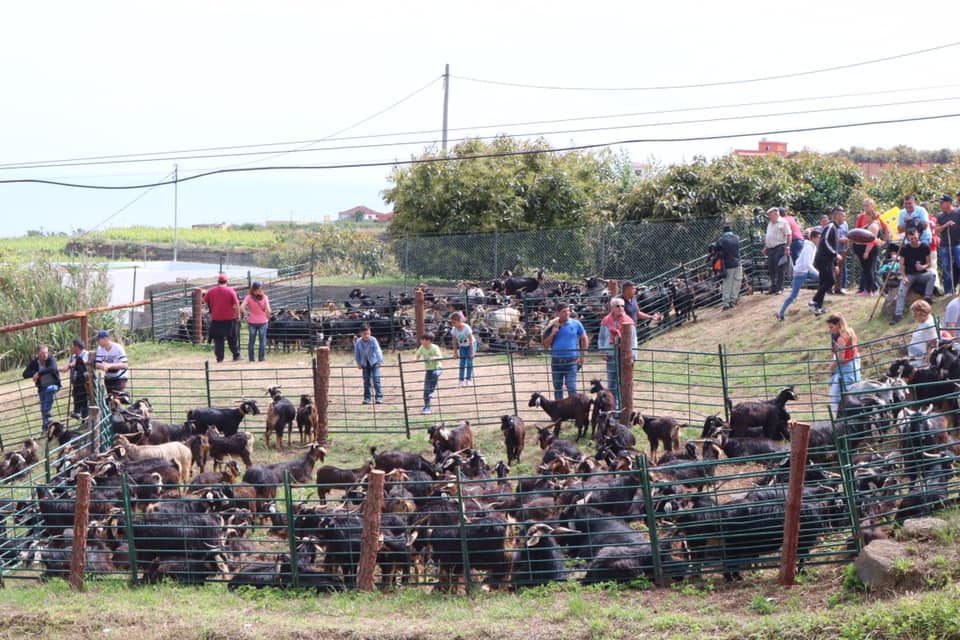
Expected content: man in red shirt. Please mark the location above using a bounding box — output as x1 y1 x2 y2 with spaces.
203 273 241 362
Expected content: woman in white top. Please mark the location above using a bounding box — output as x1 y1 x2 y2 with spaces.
777 229 821 321
907 299 938 367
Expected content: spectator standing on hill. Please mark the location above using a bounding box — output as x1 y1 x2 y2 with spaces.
763 207 791 295
853 201 883 296
778 229 820 321
716 223 743 309
95 330 128 394
811 207 844 316
59 338 89 419
935 195 960 295
239 281 271 363
780 209 805 275
203 273 241 363
354 322 383 405
542 303 588 400
833 207 850 295
22 344 60 429
891 227 935 325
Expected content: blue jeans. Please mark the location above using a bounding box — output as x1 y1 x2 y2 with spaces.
779 273 807 318
423 369 441 407
605 356 621 409
39 384 59 428
457 346 474 381
939 244 960 294
248 322 268 361
362 364 383 403
829 358 861 411
551 359 579 400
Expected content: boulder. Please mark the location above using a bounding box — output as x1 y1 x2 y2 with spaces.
881 287 923 321
900 517 949 540
854 539 912 590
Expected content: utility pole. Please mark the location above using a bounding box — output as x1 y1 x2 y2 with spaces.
172 163 179 263
441 63 450 155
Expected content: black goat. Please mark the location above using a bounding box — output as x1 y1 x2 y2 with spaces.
187 400 260 437
629 412 680 462
370 447 439 479
296 394 319 444
589 379 617 441
500 415 525 465
265 386 297 449
206 427 254 470
888 359 960 426
528 392 592 440
490 269 543 296
535 426 582 464
242 443 327 512
726 386 797 441
509 522 576 587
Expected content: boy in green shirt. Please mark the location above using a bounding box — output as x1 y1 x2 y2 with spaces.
414 332 443 415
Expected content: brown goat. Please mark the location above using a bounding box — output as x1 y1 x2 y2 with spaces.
500 415 525 465
296 394 320 444
427 421 474 461
314 462 373 503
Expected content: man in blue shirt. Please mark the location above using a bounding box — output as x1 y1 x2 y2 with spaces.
898 193 932 246
542 303 588 400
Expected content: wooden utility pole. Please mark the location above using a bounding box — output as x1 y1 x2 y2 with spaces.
357 470 385 591
618 323 635 419
69 472 92 591
441 64 450 154
314 347 330 443
779 420 811 586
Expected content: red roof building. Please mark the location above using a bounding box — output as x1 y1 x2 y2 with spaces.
734 139 788 157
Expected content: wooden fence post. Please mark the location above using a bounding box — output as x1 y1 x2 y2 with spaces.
70 472 92 591
357 469 385 591
79 312 89 350
414 288 425 342
618 323 634 420
191 288 204 344
779 420 811 587
314 347 330 443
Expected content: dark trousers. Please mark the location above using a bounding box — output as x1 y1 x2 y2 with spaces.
766 244 786 293
210 319 240 362
72 383 89 418
812 258 836 308
858 249 879 293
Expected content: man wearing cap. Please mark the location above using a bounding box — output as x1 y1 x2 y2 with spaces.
935 195 960 295
203 273 241 363
94 330 128 394
22 344 60 429
716 223 742 309
763 207 791 294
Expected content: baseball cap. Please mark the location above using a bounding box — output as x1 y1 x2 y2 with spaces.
940 194 953 203
217 273 228 283
252 281 263 289
95 330 110 340
722 223 732 232
622 280 635 288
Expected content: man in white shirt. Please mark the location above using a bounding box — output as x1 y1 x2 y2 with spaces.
94 330 129 394
763 207 791 295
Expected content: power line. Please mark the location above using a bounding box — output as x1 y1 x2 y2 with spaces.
4 95 960 173
78 169 176 235
3 82 958 174
453 40 960 91
2 111 958 190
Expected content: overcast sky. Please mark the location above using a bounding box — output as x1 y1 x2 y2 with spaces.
2 1 959 238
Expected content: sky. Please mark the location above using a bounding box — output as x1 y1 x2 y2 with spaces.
2 1 960 238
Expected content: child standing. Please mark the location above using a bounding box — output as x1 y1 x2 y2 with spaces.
354 322 384 405
449 312 476 387
414 332 442 414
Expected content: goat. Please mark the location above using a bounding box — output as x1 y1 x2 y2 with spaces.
427 421 474 463
369 447 439 479
888 359 960 427
45 422 88 472
206 427 254 470
629 412 680 462
242 444 327 514
191 460 242 487
296 394 320 444
314 462 374 504
589 379 617 442
265 386 297 449
500 415 525 465
726 386 798 441
535 425 582 464
186 399 260 437
528 392 592 440
112 435 193 484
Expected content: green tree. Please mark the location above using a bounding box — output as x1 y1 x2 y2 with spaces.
383 136 630 234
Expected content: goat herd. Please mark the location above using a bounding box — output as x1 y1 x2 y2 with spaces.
5 336 960 593
161 265 746 355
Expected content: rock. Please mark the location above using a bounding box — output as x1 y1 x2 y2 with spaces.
854 539 911 590
901 517 949 540
881 287 923 320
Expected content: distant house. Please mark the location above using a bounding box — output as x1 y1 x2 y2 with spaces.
337 206 395 223
734 139 789 158
191 223 230 230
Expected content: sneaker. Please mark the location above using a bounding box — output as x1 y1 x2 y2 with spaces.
70 411 83 420
835 289 847 295
421 407 431 415
890 315 902 325
855 291 870 297
457 381 465 388
232 355 242 362
807 301 817 308
465 379 473 386
429 391 436 399
813 307 826 316
362 399 372 405
775 313 784 321
375 398 383 404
